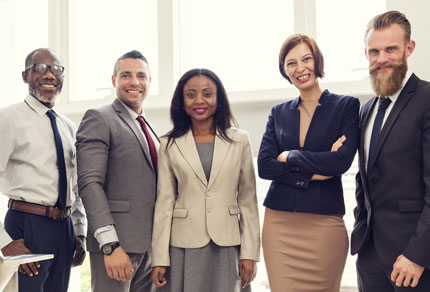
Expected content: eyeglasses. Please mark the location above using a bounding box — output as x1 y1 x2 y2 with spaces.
25 63 65 76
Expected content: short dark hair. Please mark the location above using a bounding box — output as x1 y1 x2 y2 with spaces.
365 10 411 43
165 68 237 147
25 48 59 70
278 34 324 83
113 50 149 76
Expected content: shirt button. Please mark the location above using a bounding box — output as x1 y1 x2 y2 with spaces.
207 191 212 197
208 207 213 213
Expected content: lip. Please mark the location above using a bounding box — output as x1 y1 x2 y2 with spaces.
296 73 311 83
125 88 143 96
38 83 58 90
193 108 208 114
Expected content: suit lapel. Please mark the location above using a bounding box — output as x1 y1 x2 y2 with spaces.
207 130 232 189
112 99 155 172
175 130 208 187
370 74 419 166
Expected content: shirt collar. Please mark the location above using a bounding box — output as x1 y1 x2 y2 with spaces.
117 98 146 120
24 95 53 117
386 70 412 104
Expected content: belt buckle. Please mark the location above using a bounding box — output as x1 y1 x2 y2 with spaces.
53 206 65 220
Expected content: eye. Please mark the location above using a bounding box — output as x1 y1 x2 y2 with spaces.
138 74 147 79
186 92 195 98
303 56 313 62
121 73 129 78
203 92 213 98
286 61 296 67
387 47 396 53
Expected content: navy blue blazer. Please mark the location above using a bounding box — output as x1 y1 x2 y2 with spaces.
258 90 359 215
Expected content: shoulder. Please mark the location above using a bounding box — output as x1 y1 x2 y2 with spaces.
323 90 359 105
227 127 250 143
271 99 297 112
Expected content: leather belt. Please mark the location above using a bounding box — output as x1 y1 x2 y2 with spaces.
8 199 71 220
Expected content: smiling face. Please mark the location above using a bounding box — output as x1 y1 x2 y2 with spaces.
183 74 217 126
22 49 63 108
366 23 415 96
112 58 151 114
284 42 318 92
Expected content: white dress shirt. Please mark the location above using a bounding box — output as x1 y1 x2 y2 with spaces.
0 95 87 249
94 99 159 249
364 71 412 171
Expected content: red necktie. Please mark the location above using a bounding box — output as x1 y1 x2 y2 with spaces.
137 116 157 173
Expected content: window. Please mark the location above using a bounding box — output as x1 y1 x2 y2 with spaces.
68 0 159 101
0 0 48 107
178 0 294 92
316 0 386 82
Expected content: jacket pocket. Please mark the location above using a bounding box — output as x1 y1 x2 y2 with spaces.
398 200 425 213
228 206 240 215
108 200 130 213
172 208 188 218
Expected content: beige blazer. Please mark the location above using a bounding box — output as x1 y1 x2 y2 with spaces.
151 128 260 266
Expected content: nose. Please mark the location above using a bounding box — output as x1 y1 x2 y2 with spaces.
377 51 389 64
130 75 139 86
296 61 305 72
195 93 205 104
42 68 56 80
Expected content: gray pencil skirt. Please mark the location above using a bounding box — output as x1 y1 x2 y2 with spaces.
156 240 252 292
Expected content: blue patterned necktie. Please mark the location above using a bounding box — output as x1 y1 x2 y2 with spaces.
47 110 67 209
367 97 392 175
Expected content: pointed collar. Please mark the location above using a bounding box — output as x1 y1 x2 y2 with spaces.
24 95 52 117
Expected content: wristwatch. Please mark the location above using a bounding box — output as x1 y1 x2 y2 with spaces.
101 242 120 255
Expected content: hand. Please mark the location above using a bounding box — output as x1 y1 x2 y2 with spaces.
331 135 346 152
1 239 40 276
238 259 256 288
151 266 168 288
311 174 333 181
391 254 424 288
104 246 133 282
72 236 86 267
277 151 289 163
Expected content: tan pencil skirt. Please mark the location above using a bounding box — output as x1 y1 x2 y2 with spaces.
262 208 348 292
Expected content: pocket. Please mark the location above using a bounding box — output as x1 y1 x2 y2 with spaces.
172 208 188 218
228 206 239 215
398 200 425 213
108 200 131 213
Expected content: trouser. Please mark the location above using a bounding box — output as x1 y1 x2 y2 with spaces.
4 209 75 292
357 238 430 292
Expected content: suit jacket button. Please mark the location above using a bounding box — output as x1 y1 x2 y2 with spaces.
371 178 377 183
207 191 212 197
296 181 304 186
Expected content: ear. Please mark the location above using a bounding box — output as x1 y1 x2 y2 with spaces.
405 40 416 58
22 70 28 83
112 75 116 88
364 47 369 60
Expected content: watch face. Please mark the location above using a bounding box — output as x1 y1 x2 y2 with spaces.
102 245 113 255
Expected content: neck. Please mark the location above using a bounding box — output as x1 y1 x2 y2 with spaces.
191 119 215 137
299 84 323 102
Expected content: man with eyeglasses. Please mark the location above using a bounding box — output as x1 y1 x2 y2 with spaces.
0 48 87 292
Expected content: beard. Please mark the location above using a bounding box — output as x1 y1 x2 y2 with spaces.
29 86 60 106
369 56 407 97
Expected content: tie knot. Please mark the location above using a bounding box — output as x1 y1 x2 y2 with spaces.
46 110 56 121
378 97 391 111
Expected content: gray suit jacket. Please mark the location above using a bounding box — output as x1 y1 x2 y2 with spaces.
76 99 158 253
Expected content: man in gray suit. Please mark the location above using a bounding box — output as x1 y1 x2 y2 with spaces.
76 50 158 292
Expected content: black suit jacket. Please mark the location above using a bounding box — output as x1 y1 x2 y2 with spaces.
351 73 430 269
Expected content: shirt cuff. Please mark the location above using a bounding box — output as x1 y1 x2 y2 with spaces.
94 225 119 250
0 225 13 251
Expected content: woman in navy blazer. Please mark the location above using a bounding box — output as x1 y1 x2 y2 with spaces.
258 34 359 292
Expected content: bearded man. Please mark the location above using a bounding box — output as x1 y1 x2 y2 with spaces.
351 10 430 292
0 48 86 292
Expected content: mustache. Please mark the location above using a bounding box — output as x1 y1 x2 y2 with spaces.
369 61 403 75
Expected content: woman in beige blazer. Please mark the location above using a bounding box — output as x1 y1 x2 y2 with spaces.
151 68 260 292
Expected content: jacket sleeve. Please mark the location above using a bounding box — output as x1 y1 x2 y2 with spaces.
402 101 430 269
286 97 360 176
76 109 115 237
237 132 260 261
151 139 176 267
258 107 312 188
